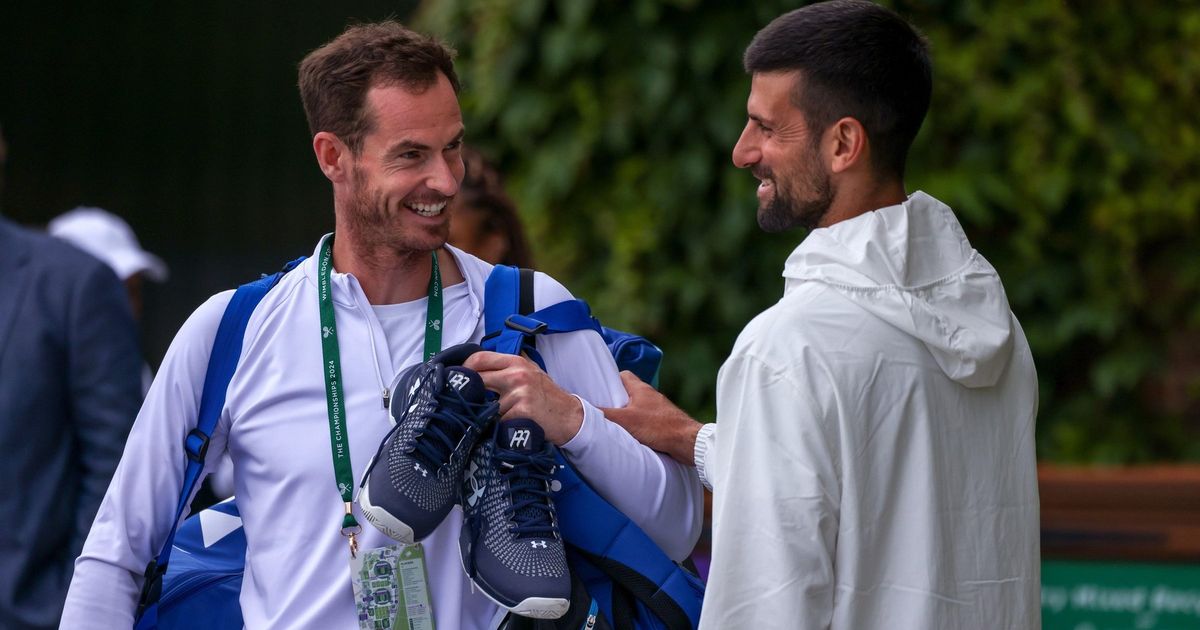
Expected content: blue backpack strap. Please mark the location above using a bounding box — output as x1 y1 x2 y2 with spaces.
556 461 703 628
482 264 526 357
482 265 556 369
482 265 605 367
134 256 304 629
483 264 521 335
530 301 604 337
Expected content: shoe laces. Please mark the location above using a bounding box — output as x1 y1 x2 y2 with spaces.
411 386 497 474
496 448 558 539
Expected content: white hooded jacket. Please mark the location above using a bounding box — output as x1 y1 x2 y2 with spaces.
696 192 1040 629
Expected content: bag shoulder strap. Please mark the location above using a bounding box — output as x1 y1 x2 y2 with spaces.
519 267 535 315
482 265 603 360
135 256 305 627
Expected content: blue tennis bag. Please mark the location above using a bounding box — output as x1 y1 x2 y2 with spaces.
155 500 245 628
135 259 701 630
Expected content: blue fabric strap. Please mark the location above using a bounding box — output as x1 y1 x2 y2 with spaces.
483 265 546 365
482 265 605 368
553 453 702 628
134 257 304 629
482 265 524 354
483 265 521 334
529 300 604 336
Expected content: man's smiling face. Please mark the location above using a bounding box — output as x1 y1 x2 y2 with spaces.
732 71 834 233
343 73 466 253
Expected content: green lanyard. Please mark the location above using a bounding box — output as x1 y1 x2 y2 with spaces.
316 234 443 556
424 250 443 361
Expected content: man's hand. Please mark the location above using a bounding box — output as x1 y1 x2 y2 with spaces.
600 371 703 467
463 351 583 445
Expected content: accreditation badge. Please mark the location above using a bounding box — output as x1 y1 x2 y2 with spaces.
351 542 435 629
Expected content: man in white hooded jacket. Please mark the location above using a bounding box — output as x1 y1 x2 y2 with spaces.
605 2 1040 629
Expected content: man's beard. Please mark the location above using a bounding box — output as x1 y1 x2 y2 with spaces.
343 165 449 253
345 166 390 245
755 149 834 233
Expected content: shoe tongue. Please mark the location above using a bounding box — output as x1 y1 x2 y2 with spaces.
442 366 487 403
498 418 545 453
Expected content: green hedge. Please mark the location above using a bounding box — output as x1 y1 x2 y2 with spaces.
419 0 1200 462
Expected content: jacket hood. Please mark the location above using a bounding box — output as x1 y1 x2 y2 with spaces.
783 191 1013 387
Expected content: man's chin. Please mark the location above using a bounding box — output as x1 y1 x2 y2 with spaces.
757 204 793 233
402 225 450 254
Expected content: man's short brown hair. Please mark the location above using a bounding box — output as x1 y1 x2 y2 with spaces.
298 21 460 154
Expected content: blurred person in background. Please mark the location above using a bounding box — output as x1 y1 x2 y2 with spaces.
0 126 143 630
447 147 533 267
47 208 238 511
605 2 1040 629
43 206 245 515
48 206 170 394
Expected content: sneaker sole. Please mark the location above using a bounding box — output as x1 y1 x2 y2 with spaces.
458 537 569 619
506 597 571 620
357 462 416 545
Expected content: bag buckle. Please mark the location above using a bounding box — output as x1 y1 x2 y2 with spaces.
185 428 210 463
134 558 167 618
504 314 547 336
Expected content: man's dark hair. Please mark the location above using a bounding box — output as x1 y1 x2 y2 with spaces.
298 21 460 154
744 0 931 179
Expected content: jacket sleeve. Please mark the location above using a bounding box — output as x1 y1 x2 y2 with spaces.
532 273 703 562
693 422 718 491
700 353 840 630
67 262 144 560
60 291 234 628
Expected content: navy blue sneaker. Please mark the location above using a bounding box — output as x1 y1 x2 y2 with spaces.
358 343 498 543
460 419 569 619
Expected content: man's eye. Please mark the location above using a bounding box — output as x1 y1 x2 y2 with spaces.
400 151 421 160
445 140 462 151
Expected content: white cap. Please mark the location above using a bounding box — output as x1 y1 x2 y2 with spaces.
48 207 169 282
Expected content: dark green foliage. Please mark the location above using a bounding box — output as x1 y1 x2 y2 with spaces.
419 0 1200 462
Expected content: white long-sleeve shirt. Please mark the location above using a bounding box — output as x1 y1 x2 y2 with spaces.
697 192 1040 630
63 239 702 629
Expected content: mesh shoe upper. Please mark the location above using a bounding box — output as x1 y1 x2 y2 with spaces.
359 343 496 543
460 418 569 612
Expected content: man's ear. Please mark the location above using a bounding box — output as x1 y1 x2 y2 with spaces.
313 131 351 183
828 117 868 175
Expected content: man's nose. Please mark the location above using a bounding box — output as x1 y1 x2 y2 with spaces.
731 123 760 169
426 154 461 197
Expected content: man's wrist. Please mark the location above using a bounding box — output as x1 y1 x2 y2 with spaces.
673 416 703 466
551 395 587 446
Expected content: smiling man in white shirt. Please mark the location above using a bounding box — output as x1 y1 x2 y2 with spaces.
605 2 1041 629
61 21 701 629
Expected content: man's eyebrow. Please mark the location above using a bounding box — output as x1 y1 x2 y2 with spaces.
385 139 430 160
749 113 774 127
384 128 466 160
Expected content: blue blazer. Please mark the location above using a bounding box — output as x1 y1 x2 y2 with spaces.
0 217 143 630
